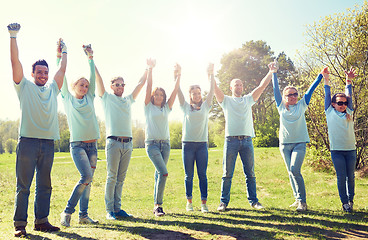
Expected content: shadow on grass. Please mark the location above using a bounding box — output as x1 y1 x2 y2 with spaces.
54 230 99 240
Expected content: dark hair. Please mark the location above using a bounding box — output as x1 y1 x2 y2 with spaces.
331 93 349 103
189 85 203 107
111 76 125 85
151 87 167 108
32 59 48 73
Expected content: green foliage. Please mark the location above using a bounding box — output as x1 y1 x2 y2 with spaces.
300 2 368 169
132 125 145 148
169 121 182 149
4 139 17 154
253 106 279 147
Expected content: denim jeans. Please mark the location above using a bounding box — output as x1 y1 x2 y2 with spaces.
182 142 208 201
105 138 133 213
145 140 170 205
279 142 307 203
220 137 258 206
13 137 54 227
331 150 356 204
64 141 97 218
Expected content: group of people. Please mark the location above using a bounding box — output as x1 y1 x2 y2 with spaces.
8 23 357 238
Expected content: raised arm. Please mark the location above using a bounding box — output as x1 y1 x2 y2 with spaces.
251 61 278 102
95 65 105 97
144 58 155 105
54 39 67 89
304 67 326 105
272 73 282 107
175 64 185 106
345 67 356 110
167 63 181 109
206 63 215 107
82 44 96 94
132 68 148 100
8 23 24 84
323 67 331 110
214 82 225 104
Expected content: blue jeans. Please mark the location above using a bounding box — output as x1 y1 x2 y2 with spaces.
13 137 54 227
220 137 258 206
331 150 356 204
182 142 208 201
105 138 133 213
64 141 97 218
145 140 170 205
279 142 307 203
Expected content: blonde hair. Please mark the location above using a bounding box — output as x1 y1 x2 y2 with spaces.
72 77 89 89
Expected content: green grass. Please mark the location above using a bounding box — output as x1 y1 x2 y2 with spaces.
0 147 367 239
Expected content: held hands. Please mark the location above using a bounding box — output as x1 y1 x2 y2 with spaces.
83 44 93 59
268 60 278 73
7 23 21 38
344 67 356 84
321 67 330 83
57 38 67 57
207 63 214 76
147 58 156 69
174 63 181 78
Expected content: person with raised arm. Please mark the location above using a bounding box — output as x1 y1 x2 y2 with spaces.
95 58 148 220
177 63 215 213
59 44 99 227
323 67 357 213
144 60 181 216
272 65 325 212
8 23 66 237
214 61 278 212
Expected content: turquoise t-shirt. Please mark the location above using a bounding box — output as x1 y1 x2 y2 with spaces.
101 92 134 138
220 94 256 137
14 77 60 140
277 97 310 144
144 102 171 141
61 59 99 142
181 100 211 142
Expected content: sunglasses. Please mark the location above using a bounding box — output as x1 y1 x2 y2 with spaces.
113 83 125 87
285 92 298 97
336 101 348 106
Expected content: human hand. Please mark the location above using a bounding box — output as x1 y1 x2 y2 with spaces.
207 63 214 75
83 44 93 59
344 67 356 84
268 60 278 73
174 63 181 77
147 58 156 69
7 23 21 38
56 38 67 57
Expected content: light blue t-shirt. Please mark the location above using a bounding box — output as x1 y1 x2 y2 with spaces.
277 97 310 144
101 92 134 138
144 102 171 141
325 106 356 150
181 100 211 142
220 94 256 137
61 59 99 142
14 77 60 140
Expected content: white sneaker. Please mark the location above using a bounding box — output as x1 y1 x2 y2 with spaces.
79 216 99 224
289 200 300 208
296 202 307 212
201 204 209 213
60 212 71 227
186 202 194 211
251 202 264 210
217 202 227 212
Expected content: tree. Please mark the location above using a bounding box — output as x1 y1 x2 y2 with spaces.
132 125 145 148
5 139 17 154
169 121 182 149
299 2 368 168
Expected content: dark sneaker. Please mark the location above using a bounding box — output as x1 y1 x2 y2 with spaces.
115 209 132 218
34 221 60 232
153 207 165 217
342 203 352 213
106 212 116 220
348 201 354 211
14 226 26 237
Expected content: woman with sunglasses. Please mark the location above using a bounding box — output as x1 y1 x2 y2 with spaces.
144 60 181 217
272 64 326 211
323 67 357 213
177 63 215 213
60 45 99 227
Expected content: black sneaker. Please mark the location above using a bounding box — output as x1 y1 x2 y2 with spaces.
348 201 354 211
342 203 352 213
153 207 165 217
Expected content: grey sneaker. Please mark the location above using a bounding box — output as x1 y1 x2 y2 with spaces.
348 201 354 211
79 216 99 224
289 200 300 208
342 203 352 213
186 202 194 211
153 207 165 217
251 202 264 210
217 202 227 212
296 202 307 212
201 204 209 213
60 212 71 227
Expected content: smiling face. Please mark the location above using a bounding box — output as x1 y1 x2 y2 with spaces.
283 87 299 106
190 86 202 105
152 88 166 107
72 78 89 99
332 96 348 113
230 79 243 97
111 78 125 97
31 65 49 86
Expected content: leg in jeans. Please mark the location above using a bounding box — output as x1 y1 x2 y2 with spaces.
14 138 39 227
182 142 196 200
195 142 208 201
34 139 54 224
238 137 258 205
146 141 170 205
220 137 239 206
345 150 357 202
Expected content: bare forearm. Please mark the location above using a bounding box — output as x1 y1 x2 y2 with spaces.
95 65 105 97
10 38 23 83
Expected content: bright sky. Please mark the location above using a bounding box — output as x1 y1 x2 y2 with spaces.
0 0 365 124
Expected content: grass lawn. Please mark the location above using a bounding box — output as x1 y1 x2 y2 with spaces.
0 147 367 239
